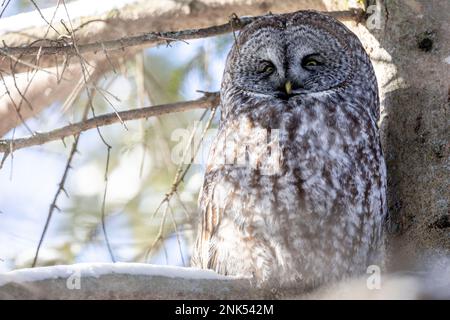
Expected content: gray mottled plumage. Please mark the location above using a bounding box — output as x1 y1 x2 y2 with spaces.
191 11 387 289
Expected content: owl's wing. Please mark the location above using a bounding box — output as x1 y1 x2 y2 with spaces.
191 121 240 273
191 172 226 270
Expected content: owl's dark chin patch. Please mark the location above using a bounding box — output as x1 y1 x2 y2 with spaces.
275 92 297 101
238 87 300 101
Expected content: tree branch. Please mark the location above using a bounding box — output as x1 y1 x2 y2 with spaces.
0 9 363 59
0 262 447 299
0 93 219 153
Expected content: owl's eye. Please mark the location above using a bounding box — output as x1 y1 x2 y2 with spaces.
259 61 275 74
302 55 324 69
305 60 318 66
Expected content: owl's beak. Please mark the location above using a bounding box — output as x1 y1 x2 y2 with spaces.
285 81 292 95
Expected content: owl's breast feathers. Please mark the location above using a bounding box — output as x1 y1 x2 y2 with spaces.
192 93 387 286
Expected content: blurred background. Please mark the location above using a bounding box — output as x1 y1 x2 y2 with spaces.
0 0 234 272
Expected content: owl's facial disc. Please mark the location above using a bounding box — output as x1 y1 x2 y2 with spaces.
229 20 353 99
229 27 287 98
285 24 353 94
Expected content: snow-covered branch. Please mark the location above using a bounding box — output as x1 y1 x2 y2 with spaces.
0 263 257 299
1 263 448 299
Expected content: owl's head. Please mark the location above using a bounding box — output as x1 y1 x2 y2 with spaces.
225 11 364 99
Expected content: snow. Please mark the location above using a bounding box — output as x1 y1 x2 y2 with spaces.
0 262 237 286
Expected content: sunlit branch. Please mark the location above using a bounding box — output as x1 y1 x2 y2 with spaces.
0 10 364 58
0 93 220 154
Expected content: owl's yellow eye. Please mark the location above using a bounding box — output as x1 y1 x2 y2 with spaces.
302 54 323 69
259 61 275 74
305 60 318 66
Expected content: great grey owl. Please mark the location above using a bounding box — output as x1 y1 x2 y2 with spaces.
191 10 387 289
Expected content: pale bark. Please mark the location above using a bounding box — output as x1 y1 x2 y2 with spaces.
360 0 449 270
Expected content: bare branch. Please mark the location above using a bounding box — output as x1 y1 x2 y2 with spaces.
0 93 219 153
0 10 364 58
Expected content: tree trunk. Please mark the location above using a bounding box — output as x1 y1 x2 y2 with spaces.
364 0 449 270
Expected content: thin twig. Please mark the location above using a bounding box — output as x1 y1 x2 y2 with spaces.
0 93 220 153
230 13 241 55
176 107 217 188
101 42 117 74
18 0 64 109
58 54 70 84
42 0 63 40
29 0 61 36
93 84 127 130
31 89 94 267
87 107 116 259
144 109 208 259
0 0 11 19
144 202 170 262
31 134 78 267
0 72 34 135
9 59 34 111
168 205 186 266
83 75 117 262
72 19 107 33
0 150 8 170
175 191 192 220
62 0 123 135
150 109 209 220
60 70 89 113
101 144 115 263
7 127 15 179
78 42 116 262
0 48 57 76
145 107 217 260
135 53 148 178
95 85 121 102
